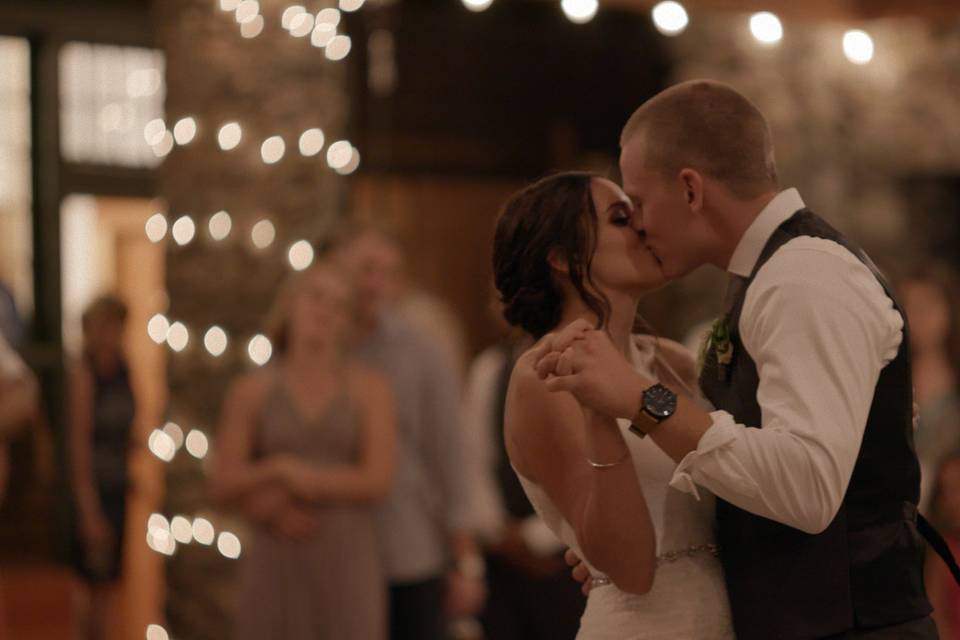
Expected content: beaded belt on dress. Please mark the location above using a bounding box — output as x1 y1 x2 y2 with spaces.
590 543 721 589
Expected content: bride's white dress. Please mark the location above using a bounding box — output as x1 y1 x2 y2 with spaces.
516 337 736 639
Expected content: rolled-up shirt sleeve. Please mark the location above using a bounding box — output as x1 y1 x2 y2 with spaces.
670 238 904 534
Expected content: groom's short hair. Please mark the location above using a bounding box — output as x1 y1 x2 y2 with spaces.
620 80 778 199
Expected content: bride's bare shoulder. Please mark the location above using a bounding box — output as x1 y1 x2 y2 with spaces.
506 348 552 409
505 345 581 478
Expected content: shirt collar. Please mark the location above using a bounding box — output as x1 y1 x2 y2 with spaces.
727 188 805 277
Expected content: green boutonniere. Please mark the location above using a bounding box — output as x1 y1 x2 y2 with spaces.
698 318 734 381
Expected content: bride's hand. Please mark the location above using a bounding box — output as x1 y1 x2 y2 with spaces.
565 548 593 596
535 324 652 420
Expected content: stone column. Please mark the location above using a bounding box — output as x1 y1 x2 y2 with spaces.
152 1 350 637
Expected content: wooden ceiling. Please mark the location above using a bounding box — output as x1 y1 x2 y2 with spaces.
602 0 960 21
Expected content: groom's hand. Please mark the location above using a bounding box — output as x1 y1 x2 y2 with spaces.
533 322 650 420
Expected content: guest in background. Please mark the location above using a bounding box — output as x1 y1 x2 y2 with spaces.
68 295 136 640
900 262 960 512
463 334 584 640
328 223 486 640
0 280 24 348
0 329 38 504
925 452 960 638
397 287 470 377
0 330 39 636
210 262 397 640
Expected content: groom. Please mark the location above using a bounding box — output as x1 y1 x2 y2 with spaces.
535 80 940 639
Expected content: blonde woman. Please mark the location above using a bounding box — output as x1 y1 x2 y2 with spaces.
210 262 397 640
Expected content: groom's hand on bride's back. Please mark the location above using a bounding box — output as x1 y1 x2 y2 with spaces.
565 548 593 596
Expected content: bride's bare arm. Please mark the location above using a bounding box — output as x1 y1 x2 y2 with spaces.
506 352 656 595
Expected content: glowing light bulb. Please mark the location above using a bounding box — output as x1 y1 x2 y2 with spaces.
241 15 265 38
251 220 276 249
335 146 360 175
235 0 260 24
289 12 315 37
148 429 176 462
162 422 184 450
326 140 353 170
560 0 598 24
170 516 193 544
147 513 170 535
204 326 228 357
843 30 874 65
316 8 341 27
166 321 189 352
152 131 174 158
651 1 688 36
145 213 168 243
298 128 325 156
208 210 233 240
144 119 167 146
192 517 215 546
462 0 493 11
288 240 315 271
261 136 286 164
217 122 242 151
248 334 273 366
171 215 196 246
325 35 352 60
750 12 783 45
146 625 169 640
282 5 307 29
185 429 210 459
217 531 242 559
173 117 197 145
311 23 336 48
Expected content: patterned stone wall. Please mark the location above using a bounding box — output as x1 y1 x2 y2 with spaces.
152 1 349 637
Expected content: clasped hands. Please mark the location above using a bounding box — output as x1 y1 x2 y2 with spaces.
530 318 652 421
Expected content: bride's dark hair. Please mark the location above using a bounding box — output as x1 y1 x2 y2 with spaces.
492 171 612 339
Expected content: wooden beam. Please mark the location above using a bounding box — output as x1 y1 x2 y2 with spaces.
0 1 152 46
60 163 157 200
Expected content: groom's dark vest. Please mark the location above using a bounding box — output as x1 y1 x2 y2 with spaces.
699 210 931 640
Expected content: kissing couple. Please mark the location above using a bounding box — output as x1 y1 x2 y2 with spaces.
492 80 955 639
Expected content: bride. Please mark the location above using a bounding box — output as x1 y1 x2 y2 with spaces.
492 171 734 639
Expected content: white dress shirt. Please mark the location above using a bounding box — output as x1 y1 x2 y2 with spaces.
463 346 564 556
669 188 905 535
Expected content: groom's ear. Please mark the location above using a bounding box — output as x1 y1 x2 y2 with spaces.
678 169 704 213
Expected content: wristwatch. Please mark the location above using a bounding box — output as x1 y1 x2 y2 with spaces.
628 383 678 438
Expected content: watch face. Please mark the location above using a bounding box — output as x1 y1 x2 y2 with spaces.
644 384 677 420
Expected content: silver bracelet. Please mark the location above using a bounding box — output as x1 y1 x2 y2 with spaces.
587 450 630 469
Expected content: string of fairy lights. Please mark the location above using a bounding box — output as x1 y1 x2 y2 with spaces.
463 0 877 66
141 3 367 639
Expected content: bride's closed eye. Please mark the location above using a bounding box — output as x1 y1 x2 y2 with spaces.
608 203 632 226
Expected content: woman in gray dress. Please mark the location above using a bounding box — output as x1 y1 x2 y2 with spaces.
210 262 397 640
